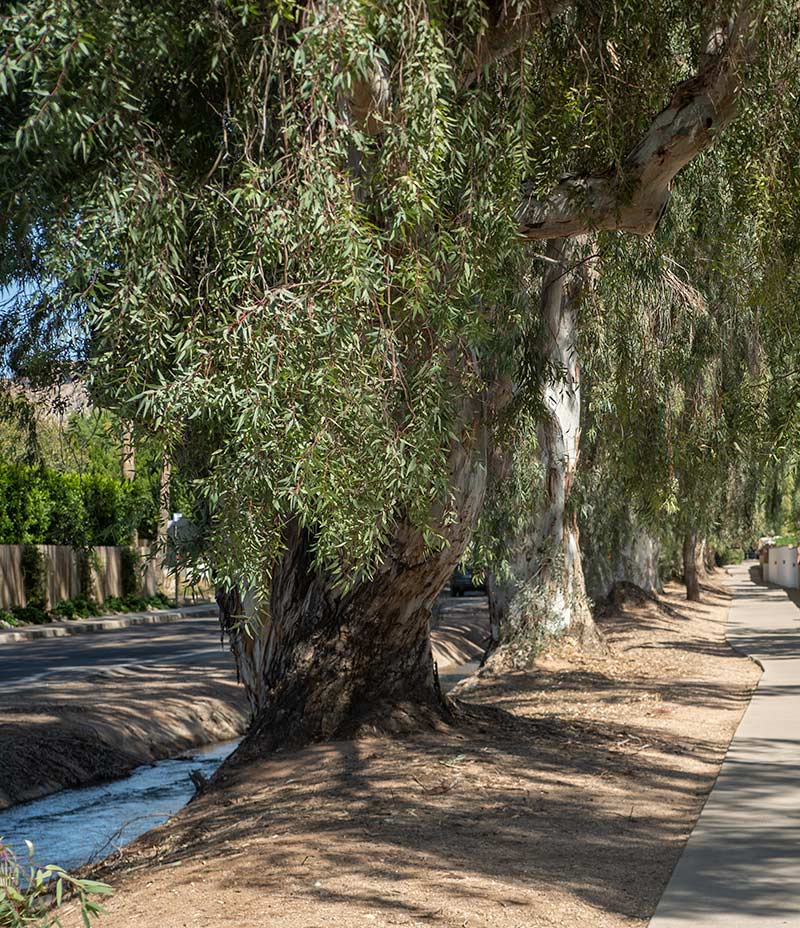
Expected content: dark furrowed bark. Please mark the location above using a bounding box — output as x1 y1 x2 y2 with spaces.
683 530 701 601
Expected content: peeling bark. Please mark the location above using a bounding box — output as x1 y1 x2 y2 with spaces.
485 240 603 666
518 4 760 239
531 239 602 648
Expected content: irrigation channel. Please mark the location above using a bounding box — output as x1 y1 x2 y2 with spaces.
0 740 238 871
0 650 480 873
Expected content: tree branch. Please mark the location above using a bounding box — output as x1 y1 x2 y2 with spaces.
518 4 762 240
463 1 573 87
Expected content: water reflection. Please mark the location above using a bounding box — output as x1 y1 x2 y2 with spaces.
0 740 237 871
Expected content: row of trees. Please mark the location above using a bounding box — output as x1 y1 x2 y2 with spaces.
2 0 800 758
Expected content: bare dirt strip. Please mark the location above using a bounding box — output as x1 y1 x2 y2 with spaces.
62 575 759 928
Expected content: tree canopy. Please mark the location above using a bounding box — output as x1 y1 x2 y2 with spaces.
2 0 800 661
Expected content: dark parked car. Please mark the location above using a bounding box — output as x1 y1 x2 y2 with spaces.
450 567 487 596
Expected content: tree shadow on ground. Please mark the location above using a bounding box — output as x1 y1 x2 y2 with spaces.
100 706 718 922
95 666 754 925
86 576 765 927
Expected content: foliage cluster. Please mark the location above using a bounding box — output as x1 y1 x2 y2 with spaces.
0 0 749 603
0 1 799 661
0 839 111 928
770 534 799 549
0 465 150 546
716 545 745 565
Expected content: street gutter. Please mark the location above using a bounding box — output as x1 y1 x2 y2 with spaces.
0 603 218 645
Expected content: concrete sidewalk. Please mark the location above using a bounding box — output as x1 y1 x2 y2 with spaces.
0 602 217 645
649 562 800 927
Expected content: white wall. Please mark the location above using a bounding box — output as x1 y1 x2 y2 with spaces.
767 545 800 589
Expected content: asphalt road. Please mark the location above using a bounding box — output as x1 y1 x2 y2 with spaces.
0 617 232 688
0 596 488 691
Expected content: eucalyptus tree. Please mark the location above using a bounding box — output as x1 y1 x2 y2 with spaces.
0 0 789 750
473 0 786 660
579 239 768 601
577 113 800 602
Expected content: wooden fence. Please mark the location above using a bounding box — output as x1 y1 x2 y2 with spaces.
0 544 166 610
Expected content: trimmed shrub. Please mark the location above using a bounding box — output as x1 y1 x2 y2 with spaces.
50 597 102 621
19 544 46 610
0 609 18 627
0 465 157 547
8 605 48 625
120 545 141 598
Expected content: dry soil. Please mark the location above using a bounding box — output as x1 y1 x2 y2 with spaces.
60 575 759 928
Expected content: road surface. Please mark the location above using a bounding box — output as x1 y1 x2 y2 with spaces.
0 595 488 690
650 561 800 927
0 616 230 688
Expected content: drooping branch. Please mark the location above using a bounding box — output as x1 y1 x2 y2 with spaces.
518 4 762 240
463 0 573 86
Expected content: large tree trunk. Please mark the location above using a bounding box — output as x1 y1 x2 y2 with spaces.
219 391 495 762
537 238 607 647
533 240 597 643
581 512 662 602
683 530 701 601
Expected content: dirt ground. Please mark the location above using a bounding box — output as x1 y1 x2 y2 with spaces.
0 602 484 810
57 573 760 928
0 663 250 809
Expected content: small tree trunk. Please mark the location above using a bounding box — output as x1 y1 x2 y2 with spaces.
121 424 138 546
158 455 171 546
157 454 172 595
683 530 701 601
121 424 136 481
485 570 506 649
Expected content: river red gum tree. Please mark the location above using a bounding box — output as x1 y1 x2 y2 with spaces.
222 3 761 749
0 0 772 754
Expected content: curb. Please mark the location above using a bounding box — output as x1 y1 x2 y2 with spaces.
0 604 218 645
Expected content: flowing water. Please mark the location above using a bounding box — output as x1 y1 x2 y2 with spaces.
0 740 238 871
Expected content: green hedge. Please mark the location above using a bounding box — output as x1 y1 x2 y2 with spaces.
0 465 155 546
0 592 175 627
